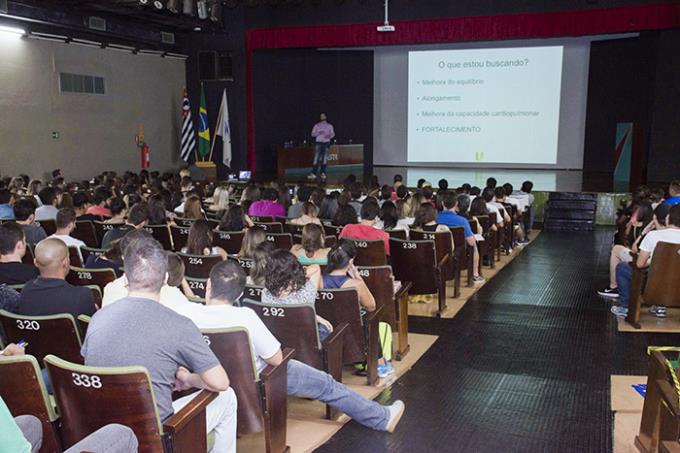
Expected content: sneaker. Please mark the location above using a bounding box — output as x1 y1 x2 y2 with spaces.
307 173 316 180
472 275 485 284
651 305 668 318
320 172 327 180
384 400 405 433
377 361 395 378
598 287 620 298
610 305 628 317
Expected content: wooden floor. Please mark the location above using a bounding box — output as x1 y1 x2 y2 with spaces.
315 227 679 453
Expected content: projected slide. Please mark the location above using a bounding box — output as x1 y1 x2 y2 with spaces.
407 46 564 164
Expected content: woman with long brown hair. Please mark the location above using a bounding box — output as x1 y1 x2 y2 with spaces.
182 219 227 259
290 223 329 265
182 195 205 220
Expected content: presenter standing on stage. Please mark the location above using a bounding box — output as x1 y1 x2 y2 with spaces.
309 113 335 181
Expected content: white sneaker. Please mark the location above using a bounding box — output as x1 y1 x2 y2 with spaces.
610 305 628 318
307 173 316 180
384 400 405 433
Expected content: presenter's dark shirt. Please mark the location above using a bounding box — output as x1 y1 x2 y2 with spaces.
0 262 39 285
17 277 97 319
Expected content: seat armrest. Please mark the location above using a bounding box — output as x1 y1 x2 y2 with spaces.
657 379 680 416
322 322 348 382
437 253 450 270
363 304 384 324
164 389 218 434
260 347 295 381
395 281 411 300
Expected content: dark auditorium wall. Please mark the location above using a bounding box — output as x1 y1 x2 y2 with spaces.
251 49 374 177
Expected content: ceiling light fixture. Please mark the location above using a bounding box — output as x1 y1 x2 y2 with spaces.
0 25 26 36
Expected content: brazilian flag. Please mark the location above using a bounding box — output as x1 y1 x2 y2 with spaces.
198 86 211 160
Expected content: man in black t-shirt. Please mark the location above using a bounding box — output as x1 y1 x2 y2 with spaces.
17 238 96 318
101 203 149 248
0 223 39 285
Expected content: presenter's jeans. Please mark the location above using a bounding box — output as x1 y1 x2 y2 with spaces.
313 142 330 174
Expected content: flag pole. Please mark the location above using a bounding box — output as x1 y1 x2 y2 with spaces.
208 90 224 163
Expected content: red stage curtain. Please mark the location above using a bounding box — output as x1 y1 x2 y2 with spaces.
245 2 680 172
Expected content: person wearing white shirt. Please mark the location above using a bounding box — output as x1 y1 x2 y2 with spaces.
177 260 406 433
48 208 85 263
612 205 680 318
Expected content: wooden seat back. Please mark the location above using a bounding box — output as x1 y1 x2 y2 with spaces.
356 265 397 329
80 246 106 264
0 310 82 365
185 277 208 299
213 230 245 255
644 242 680 307
450 226 474 286
323 224 343 237
410 230 455 281
250 216 274 223
349 239 387 266
0 355 61 452
243 284 264 302
265 233 294 250
314 288 365 364
92 221 118 245
44 355 165 452
284 223 304 236
177 253 223 279
175 218 196 227
72 221 98 247
66 266 116 292
145 225 173 251
37 219 57 236
169 225 191 251
254 222 284 233
242 300 322 369
67 246 83 268
201 327 292 453
387 229 407 240
389 238 438 295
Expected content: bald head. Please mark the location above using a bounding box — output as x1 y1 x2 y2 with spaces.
34 238 69 278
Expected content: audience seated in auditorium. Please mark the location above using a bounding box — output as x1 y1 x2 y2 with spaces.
181 260 405 432
348 183 365 216
611 204 680 318
0 189 15 220
412 203 451 234
469 197 498 233
86 187 113 218
248 188 285 218
261 249 332 338
181 194 205 220
85 240 123 278
248 241 275 286
207 184 231 214
34 187 59 221
332 203 359 227
16 238 96 318
12 198 47 245
219 204 253 232
0 223 39 285
182 220 228 260
72 192 100 222
291 224 329 265
290 202 323 226
599 202 657 298
105 197 127 224
82 236 237 453
376 200 406 233
339 201 391 254
664 180 680 207
238 227 267 259
288 185 313 218
437 191 483 283
2 396 139 453
49 208 86 254
101 203 149 248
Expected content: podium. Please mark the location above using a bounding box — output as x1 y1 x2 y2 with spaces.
276 144 364 179
194 161 217 181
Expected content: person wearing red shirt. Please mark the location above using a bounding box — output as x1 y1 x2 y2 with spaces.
339 201 390 254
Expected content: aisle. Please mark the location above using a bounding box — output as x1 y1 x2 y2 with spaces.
316 228 678 453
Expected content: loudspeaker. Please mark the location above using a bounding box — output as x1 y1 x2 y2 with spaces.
198 51 233 81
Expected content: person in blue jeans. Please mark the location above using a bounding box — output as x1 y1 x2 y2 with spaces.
181 260 406 432
309 113 335 180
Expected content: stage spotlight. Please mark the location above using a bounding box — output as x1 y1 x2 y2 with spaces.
197 0 209 19
182 0 195 15
166 0 180 12
209 1 222 22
